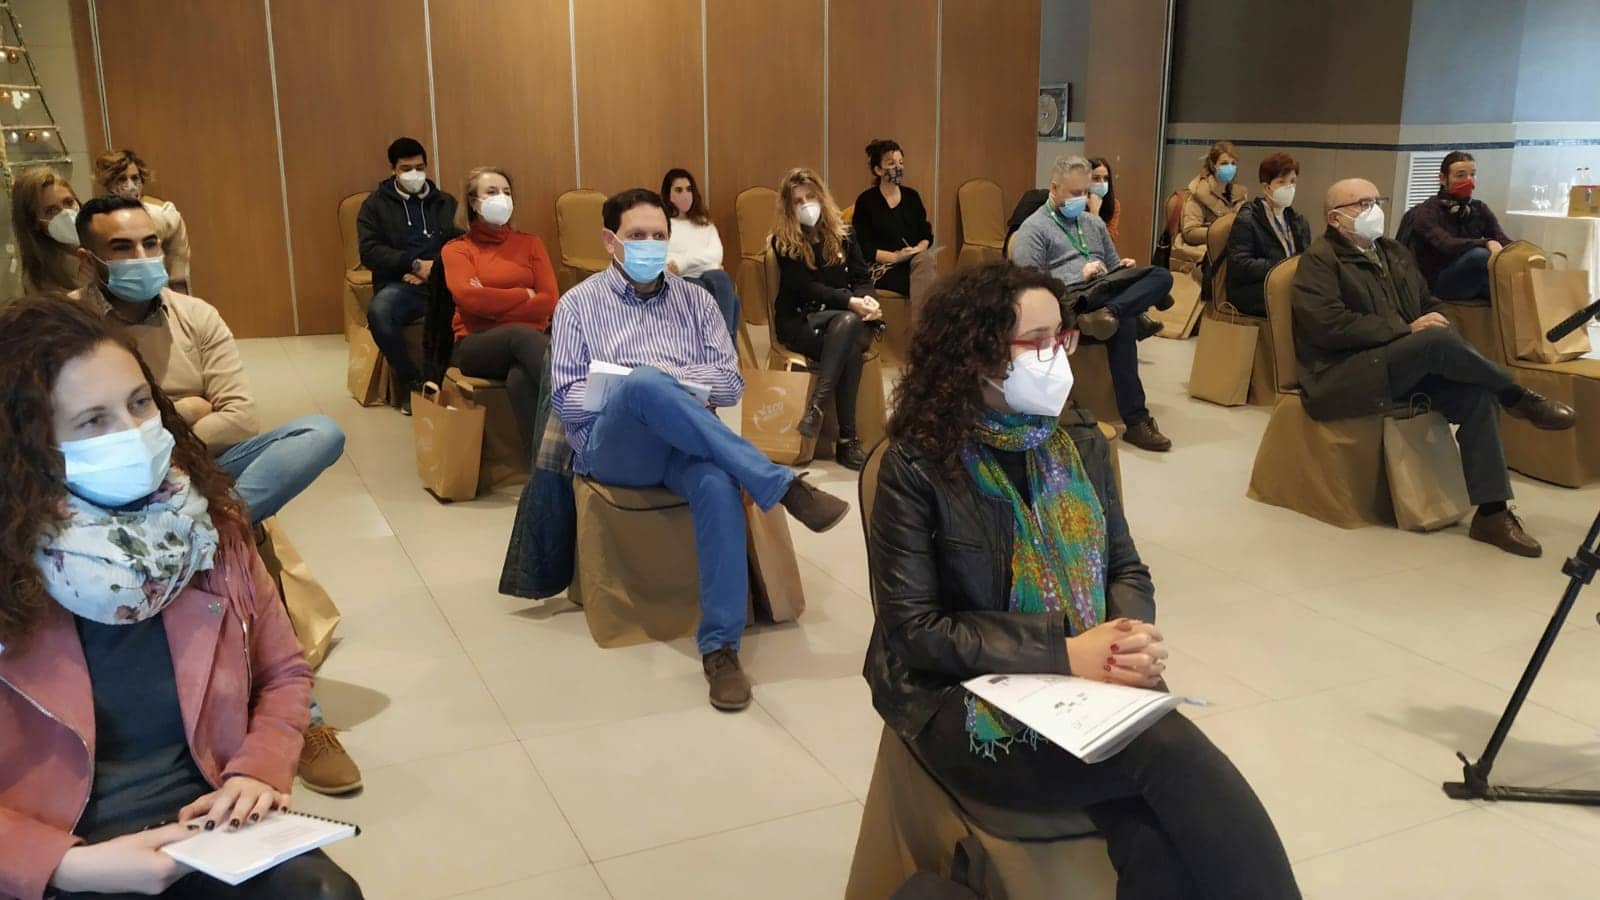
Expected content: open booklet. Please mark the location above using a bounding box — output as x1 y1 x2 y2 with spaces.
161 810 359 886
582 360 711 412
962 673 1207 764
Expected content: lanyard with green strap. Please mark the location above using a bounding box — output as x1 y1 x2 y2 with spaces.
1046 204 1092 257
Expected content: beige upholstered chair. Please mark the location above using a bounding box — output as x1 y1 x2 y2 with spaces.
955 178 1006 269
570 479 702 647
1200 212 1275 405
735 186 779 327
338 191 373 339
846 440 1117 900
555 189 608 292
443 367 530 495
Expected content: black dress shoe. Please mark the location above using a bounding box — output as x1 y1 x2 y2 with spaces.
1123 417 1172 452
1136 314 1163 341
836 439 867 471
797 404 823 439
1504 390 1577 431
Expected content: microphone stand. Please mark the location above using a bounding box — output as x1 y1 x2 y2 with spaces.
1443 509 1600 806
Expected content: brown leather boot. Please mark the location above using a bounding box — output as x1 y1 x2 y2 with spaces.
703 648 752 711
1504 390 1577 431
1469 508 1542 558
1078 308 1120 341
298 724 363 795
1123 417 1172 452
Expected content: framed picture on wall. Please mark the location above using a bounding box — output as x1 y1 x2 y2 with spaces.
1037 83 1070 141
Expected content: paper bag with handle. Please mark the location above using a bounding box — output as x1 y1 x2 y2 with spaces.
256 518 341 669
745 492 805 623
1382 399 1471 532
345 326 386 407
1513 266 1593 363
1187 301 1259 406
740 367 817 465
411 380 486 502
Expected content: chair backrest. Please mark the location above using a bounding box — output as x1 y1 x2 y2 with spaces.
736 186 779 260
338 191 370 272
1207 211 1236 305
1488 240 1551 364
1264 255 1301 392
858 440 891 561
957 178 1006 251
1162 190 1189 238
841 204 854 225
555 189 608 269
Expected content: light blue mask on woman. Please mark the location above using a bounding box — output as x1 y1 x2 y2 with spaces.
96 253 170 302
619 239 669 283
1215 163 1238 184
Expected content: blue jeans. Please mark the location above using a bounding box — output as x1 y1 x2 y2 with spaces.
367 280 428 386
686 269 741 339
583 367 793 654
217 415 346 523
1432 246 1491 301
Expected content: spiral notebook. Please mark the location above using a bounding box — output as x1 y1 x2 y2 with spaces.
161 809 359 886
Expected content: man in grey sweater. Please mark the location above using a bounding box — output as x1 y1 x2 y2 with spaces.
1013 155 1176 451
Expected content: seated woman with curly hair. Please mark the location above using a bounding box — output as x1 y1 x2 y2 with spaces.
0 297 362 900
865 260 1299 899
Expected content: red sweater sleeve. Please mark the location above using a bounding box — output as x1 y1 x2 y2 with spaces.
443 238 536 319
521 235 560 323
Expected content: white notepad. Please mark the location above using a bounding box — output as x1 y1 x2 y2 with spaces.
582 360 711 411
161 810 359 886
962 673 1204 764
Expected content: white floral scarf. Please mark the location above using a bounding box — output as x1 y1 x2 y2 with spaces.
36 469 220 625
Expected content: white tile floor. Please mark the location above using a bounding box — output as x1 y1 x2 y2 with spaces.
242 332 1600 899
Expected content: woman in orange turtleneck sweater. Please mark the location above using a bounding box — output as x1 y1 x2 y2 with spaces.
441 166 560 457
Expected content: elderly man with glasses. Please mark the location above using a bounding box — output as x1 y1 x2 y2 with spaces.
1290 178 1576 557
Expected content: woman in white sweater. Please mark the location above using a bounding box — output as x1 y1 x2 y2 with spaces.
661 168 740 337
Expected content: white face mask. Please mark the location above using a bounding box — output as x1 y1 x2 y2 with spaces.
46 207 79 246
1270 184 1296 207
478 193 513 226
397 169 427 193
1343 205 1385 242
61 416 176 508
989 346 1076 417
796 201 822 228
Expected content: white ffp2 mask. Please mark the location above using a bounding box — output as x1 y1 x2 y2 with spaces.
797 201 822 228
990 346 1075 417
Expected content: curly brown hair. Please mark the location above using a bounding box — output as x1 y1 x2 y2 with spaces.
889 261 1075 476
0 295 246 649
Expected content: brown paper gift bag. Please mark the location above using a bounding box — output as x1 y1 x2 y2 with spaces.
1513 268 1592 363
257 518 341 669
745 494 805 623
1382 409 1471 532
1188 302 1259 406
346 326 386 406
412 380 486 502
741 367 817 465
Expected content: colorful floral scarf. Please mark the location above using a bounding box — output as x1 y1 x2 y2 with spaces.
959 411 1107 759
36 468 219 626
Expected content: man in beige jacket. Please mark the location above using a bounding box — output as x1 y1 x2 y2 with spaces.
71 195 363 796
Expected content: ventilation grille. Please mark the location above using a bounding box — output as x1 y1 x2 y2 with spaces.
1405 152 1448 207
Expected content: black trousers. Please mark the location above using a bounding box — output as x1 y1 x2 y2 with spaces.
1383 328 1515 505
453 324 549 458
785 309 875 437
53 849 362 900
1080 266 1173 425
910 691 1300 900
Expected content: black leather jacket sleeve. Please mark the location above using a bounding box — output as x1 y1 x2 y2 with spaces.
1076 424 1155 623
869 450 1072 680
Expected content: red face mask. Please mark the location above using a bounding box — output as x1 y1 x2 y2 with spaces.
1447 178 1475 200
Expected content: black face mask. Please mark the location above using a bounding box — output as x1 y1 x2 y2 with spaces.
882 167 905 185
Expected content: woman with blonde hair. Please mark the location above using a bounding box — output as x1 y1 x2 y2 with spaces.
93 149 192 293
771 167 881 470
10 166 85 294
440 166 559 456
1174 140 1247 284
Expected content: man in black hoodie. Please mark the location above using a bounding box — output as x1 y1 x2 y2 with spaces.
358 137 458 411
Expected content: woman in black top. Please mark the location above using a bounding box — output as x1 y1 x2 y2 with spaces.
1224 152 1312 316
869 261 1299 899
772 167 881 471
850 138 933 297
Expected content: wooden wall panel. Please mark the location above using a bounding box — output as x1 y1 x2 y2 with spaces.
94 0 292 338
705 0 824 264
271 0 432 335
936 0 1041 271
429 0 576 260
68 0 105 159
1085 0 1170 261
828 0 937 215
573 0 704 195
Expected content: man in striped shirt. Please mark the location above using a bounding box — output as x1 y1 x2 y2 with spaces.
550 188 849 712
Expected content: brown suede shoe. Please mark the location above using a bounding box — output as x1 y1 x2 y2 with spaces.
1123 417 1172 452
298 724 363 795
703 648 752 711
1469 508 1542 558
780 473 850 532
1504 390 1577 431
1078 308 1120 341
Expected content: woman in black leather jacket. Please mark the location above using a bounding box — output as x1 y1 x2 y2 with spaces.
868 261 1299 899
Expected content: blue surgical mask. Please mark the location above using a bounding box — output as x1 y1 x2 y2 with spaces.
61 415 176 507
1216 163 1238 184
1056 195 1087 219
1088 181 1109 198
96 253 170 302
619 239 669 283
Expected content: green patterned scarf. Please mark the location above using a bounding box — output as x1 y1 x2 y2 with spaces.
960 410 1107 759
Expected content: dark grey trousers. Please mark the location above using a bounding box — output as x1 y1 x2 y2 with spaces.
1383 328 1515 505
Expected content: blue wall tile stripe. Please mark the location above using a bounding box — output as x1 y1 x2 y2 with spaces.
1163 136 1600 152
